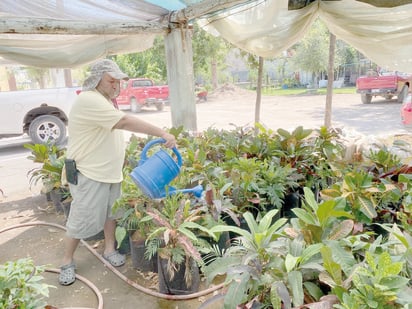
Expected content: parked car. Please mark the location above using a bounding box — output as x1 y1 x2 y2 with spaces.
0 87 79 145
356 70 411 104
116 78 169 113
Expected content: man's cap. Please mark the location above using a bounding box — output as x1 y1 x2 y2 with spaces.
82 59 129 91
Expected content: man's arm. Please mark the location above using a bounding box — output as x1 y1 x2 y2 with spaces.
113 114 176 148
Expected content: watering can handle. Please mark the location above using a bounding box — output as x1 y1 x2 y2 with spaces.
140 138 182 167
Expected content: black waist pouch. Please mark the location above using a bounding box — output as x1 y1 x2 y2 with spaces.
65 159 78 185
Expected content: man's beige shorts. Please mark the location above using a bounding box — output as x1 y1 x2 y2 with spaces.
65 173 121 239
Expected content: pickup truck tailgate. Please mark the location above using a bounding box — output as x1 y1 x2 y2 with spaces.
356 75 398 90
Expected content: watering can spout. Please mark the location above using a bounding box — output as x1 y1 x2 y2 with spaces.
168 184 204 198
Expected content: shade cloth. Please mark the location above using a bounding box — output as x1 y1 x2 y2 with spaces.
1 0 412 71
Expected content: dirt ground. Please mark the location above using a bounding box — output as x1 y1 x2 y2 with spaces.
2 86 412 308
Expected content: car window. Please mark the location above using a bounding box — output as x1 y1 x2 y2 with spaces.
132 80 152 87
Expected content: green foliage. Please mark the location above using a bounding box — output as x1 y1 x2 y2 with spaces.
112 24 232 87
113 35 167 82
206 210 312 308
319 229 412 309
290 18 330 83
192 23 231 87
290 187 354 244
271 126 345 192
255 161 299 209
116 125 412 306
24 142 67 193
377 223 412 279
334 251 410 309
24 142 61 163
0 258 55 309
366 147 402 173
144 193 215 282
321 170 395 224
396 174 412 234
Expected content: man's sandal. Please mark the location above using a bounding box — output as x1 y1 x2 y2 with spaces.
103 250 125 267
59 262 76 286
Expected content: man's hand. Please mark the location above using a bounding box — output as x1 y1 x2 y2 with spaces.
161 132 177 148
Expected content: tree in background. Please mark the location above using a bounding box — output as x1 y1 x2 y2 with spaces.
109 19 361 91
334 40 359 84
290 18 329 88
113 35 167 84
191 24 231 89
289 18 359 88
26 67 49 89
113 25 231 90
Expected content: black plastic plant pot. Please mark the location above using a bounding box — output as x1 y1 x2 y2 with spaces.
129 236 157 272
157 256 200 295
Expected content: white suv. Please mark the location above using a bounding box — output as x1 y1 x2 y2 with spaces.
0 87 79 145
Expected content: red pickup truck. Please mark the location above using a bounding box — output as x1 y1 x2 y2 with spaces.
116 78 169 113
356 71 410 104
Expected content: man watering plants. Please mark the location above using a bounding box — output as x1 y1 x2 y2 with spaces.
59 59 176 286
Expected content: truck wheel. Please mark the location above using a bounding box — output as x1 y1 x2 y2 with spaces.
28 115 66 145
384 95 393 100
361 93 372 104
130 98 142 113
155 103 164 111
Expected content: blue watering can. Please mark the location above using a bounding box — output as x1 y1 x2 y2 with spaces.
130 138 203 199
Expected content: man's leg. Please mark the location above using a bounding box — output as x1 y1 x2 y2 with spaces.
59 236 80 285
103 218 117 256
102 218 125 267
62 236 80 265
101 182 125 267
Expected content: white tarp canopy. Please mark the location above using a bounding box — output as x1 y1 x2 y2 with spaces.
1 0 412 71
200 0 412 72
0 0 169 67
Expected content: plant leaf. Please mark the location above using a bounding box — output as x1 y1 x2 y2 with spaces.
320 245 342 285
287 270 304 307
303 187 319 212
358 196 377 219
292 208 317 225
115 226 127 249
328 220 354 240
223 272 250 309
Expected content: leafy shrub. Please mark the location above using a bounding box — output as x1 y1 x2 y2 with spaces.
0 258 55 308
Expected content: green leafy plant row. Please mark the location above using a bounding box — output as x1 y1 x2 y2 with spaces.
57 124 412 307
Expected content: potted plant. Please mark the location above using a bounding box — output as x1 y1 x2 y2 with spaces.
144 192 217 295
24 142 71 216
204 208 325 308
113 135 160 271
114 175 157 272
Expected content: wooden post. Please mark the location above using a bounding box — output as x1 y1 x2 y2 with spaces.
164 26 197 131
64 69 73 87
254 56 264 128
324 33 336 128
